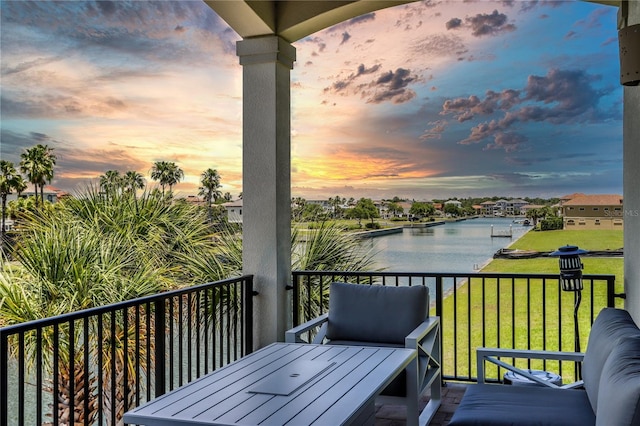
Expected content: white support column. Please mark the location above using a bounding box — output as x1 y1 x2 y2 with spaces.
237 36 295 348
622 2 640 322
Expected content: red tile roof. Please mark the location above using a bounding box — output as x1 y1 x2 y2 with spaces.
563 194 623 206
560 193 585 201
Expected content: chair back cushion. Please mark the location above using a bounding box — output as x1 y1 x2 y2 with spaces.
595 335 640 426
325 282 429 345
582 308 640 413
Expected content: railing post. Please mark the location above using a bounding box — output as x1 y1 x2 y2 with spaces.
292 273 300 326
244 276 254 355
0 330 8 426
607 276 616 307
435 276 443 318
154 300 166 398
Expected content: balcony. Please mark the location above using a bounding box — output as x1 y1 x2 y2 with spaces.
0 271 620 425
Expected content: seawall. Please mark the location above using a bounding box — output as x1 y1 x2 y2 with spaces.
352 226 404 238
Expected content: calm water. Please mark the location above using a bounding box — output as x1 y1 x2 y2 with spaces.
364 217 531 273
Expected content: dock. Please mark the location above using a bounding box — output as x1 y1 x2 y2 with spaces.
490 224 513 238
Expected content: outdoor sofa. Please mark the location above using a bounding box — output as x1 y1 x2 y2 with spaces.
449 307 640 426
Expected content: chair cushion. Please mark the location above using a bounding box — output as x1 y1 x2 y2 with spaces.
325 282 428 345
582 308 640 413
448 385 595 426
595 336 640 426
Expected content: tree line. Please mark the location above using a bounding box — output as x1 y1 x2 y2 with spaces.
291 195 561 230
0 144 236 243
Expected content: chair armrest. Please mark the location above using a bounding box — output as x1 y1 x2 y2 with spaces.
406 316 440 349
285 313 329 343
477 347 585 388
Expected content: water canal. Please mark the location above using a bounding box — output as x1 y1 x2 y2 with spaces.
365 217 532 273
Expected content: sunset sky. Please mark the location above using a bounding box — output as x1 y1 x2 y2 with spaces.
0 0 623 201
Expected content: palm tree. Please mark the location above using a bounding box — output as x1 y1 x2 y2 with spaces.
165 162 184 194
99 170 122 200
329 195 344 218
0 160 21 242
151 161 184 197
14 175 27 197
526 207 542 227
123 171 145 199
19 144 56 207
198 168 222 222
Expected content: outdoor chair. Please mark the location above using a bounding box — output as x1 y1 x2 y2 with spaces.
285 282 441 426
448 307 640 426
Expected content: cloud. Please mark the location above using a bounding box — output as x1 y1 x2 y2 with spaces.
468 10 516 37
411 33 468 59
0 89 131 120
1 56 65 76
441 89 522 122
2 1 235 66
506 152 596 166
445 18 462 30
446 10 516 37
324 63 381 94
323 65 417 104
340 32 351 45
327 12 376 33
367 68 418 104
420 120 447 141
440 68 612 151
1 128 150 193
522 69 604 121
518 1 565 13
564 30 578 40
485 132 527 152
575 7 611 30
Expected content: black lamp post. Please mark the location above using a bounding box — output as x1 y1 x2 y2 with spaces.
549 245 588 376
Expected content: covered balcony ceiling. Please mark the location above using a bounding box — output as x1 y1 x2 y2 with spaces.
205 0 415 43
206 0 621 43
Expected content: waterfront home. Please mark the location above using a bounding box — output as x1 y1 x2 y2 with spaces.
562 194 624 229
222 199 243 223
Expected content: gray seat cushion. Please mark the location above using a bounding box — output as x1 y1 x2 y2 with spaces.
325 282 428 345
582 308 640 413
595 335 640 426
448 385 595 426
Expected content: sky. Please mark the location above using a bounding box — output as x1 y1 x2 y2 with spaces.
0 0 624 201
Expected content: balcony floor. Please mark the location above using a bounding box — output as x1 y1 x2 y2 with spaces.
375 382 468 426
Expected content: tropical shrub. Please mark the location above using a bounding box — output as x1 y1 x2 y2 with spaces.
540 216 563 231
0 185 228 423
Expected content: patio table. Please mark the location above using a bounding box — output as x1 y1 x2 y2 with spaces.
124 342 417 426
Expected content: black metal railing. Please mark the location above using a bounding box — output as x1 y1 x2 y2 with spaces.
0 275 254 426
290 271 622 383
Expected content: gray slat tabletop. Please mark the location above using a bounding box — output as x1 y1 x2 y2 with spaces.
124 342 415 426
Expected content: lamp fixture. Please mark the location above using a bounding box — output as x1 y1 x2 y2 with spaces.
549 245 588 378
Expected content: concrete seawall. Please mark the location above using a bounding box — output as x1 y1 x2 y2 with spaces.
403 221 445 228
352 226 404 238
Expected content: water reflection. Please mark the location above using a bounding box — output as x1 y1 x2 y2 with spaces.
366 217 530 273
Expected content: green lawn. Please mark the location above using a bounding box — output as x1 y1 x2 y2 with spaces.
439 228 624 383
507 229 623 252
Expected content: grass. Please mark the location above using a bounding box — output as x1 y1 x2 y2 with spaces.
507 229 623 252
439 228 624 383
